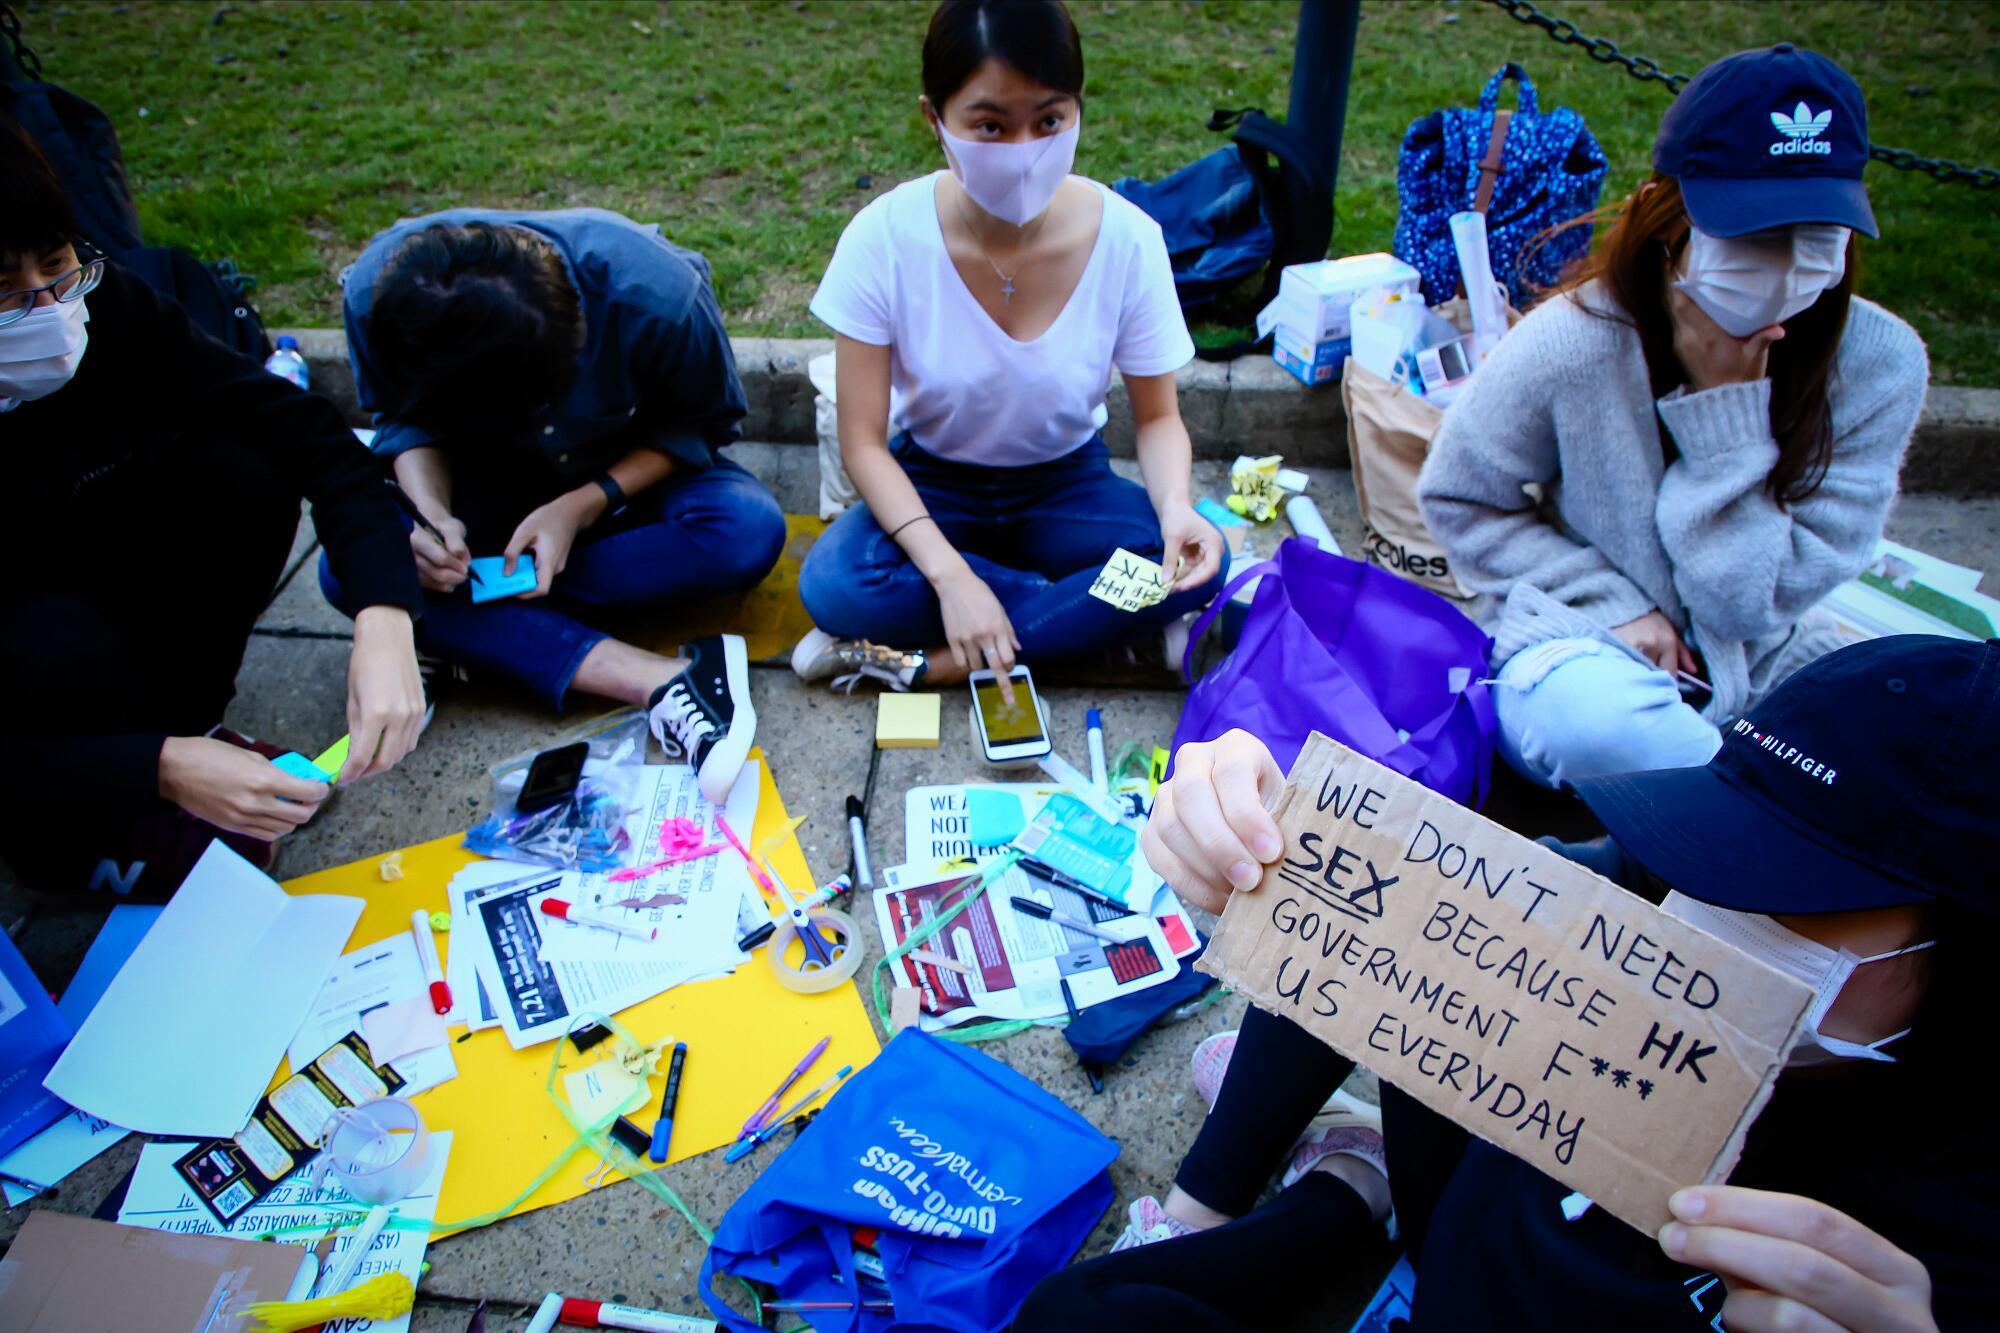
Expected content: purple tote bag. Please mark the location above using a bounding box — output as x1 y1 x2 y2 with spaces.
1172 538 1497 807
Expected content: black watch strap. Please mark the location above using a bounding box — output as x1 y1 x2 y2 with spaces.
593 472 627 515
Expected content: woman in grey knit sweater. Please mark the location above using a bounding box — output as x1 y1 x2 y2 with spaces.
1418 46 1927 788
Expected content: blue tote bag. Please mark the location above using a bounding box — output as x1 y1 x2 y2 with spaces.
700 1031 1116 1332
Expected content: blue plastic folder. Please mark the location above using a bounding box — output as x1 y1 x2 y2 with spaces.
470 555 537 603
0 929 74 1158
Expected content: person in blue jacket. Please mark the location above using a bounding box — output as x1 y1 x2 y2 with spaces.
329 209 783 801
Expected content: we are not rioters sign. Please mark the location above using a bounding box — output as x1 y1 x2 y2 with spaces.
1198 734 1814 1232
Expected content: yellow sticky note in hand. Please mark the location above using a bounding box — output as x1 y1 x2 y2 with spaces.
1088 547 1171 613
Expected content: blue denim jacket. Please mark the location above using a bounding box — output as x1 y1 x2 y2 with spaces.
342 207 744 477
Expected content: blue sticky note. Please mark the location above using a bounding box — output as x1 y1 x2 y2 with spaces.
1197 497 1250 528
967 788 1027 847
470 554 537 603
271 752 333 783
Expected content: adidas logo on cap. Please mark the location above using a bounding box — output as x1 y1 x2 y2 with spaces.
1770 101 1834 156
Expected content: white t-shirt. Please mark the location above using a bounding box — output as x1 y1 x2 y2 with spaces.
809 171 1195 466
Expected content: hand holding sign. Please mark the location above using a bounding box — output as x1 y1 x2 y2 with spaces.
1194 732 1814 1233
1088 548 1172 613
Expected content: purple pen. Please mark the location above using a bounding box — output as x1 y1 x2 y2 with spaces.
740 1035 832 1138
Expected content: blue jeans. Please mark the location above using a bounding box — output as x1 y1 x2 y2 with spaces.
321 457 785 708
798 434 1228 661
1494 635 1723 788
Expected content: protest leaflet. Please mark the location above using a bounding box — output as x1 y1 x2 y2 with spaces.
1198 733 1813 1232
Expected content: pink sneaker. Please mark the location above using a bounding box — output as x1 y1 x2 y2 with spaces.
1280 1089 1388 1191
1110 1195 1202 1252
1190 1030 1238 1111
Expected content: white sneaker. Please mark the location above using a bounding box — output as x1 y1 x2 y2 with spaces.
790 628 927 693
1280 1089 1389 1192
1109 1195 1202 1252
649 634 754 805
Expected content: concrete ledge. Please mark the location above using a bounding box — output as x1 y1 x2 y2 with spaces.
283 330 2000 491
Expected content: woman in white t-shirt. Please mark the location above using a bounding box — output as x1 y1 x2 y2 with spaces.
792 0 1226 696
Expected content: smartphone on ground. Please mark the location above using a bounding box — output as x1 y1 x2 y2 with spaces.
970 666 1052 764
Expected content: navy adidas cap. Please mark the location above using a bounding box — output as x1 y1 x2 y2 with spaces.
1654 43 1878 240
1572 636 1998 916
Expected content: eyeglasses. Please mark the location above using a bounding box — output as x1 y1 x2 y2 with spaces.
0 254 106 328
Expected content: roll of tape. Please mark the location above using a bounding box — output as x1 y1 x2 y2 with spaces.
768 907 866 993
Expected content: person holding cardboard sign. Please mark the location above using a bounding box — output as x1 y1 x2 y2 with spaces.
1020 635 1995 1332
0 116 426 903
1414 47 1928 792
790 0 1226 698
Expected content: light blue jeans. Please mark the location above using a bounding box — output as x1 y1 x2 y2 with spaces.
1494 636 1723 788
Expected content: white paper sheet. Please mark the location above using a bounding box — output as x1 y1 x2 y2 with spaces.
118 1132 452 1333
535 761 760 967
43 841 363 1136
0 1111 128 1207
287 936 457 1095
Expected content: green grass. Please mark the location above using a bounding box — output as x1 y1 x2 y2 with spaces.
21 0 2000 382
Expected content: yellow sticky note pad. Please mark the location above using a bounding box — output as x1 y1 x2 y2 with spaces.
1088 547 1171 613
280 751 880 1236
877 693 942 749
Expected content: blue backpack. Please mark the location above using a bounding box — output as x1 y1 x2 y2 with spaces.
700 1030 1116 1332
1392 63 1608 306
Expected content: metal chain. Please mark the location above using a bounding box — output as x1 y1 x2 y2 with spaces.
1 2 45 80
1482 0 1999 190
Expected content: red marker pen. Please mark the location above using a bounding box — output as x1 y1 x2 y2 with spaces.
558 1297 716 1331
539 898 658 942
410 908 451 1015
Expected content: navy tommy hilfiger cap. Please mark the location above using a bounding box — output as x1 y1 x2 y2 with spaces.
1572 637 1999 916
1654 43 1879 240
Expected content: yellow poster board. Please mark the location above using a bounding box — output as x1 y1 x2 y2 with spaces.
281 754 880 1235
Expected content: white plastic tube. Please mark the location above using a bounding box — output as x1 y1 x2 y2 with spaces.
1285 495 1342 555
1449 210 1510 361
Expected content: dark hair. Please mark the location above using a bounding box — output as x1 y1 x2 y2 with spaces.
921 0 1084 111
1551 174 1852 507
365 222 584 432
0 112 80 262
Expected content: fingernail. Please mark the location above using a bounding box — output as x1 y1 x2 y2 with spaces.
1658 1223 1687 1259
1227 861 1259 888
1668 1188 1704 1220
1253 834 1281 861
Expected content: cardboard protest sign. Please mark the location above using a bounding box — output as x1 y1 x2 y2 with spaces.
1197 734 1813 1232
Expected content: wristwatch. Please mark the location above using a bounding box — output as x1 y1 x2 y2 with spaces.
592 472 628 517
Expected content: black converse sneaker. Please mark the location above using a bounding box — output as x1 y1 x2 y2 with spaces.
649 633 755 804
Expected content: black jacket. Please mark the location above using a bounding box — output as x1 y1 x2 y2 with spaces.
1 264 422 811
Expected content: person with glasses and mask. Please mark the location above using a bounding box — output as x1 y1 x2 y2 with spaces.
789 0 1225 698
0 115 425 902
1022 633 1996 1333
335 207 782 803
1415 47 1927 791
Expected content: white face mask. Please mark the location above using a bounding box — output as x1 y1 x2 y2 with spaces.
1673 223 1850 337
0 295 90 401
1662 890 1933 1068
937 120 1079 227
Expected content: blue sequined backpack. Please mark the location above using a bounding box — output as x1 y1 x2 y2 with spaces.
1392 63 1608 305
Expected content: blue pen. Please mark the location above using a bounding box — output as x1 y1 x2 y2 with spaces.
647 1041 687 1163
1085 708 1108 794
723 1064 853 1163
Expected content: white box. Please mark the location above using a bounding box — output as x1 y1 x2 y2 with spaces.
1259 253 1422 344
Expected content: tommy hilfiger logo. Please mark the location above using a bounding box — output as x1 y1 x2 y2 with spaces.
1731 719 1837 785
1770 102 1834 156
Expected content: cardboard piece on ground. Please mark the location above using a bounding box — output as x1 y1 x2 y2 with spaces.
889 986 924 1034
281 751 881 1235
1197 734 1813 1233
0 1211 307 1333
44 842 363 1137
877 693 941 749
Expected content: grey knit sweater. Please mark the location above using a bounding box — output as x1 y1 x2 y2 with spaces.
1416 282 1928 723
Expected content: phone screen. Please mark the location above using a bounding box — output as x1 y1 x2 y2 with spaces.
975 675 1045 746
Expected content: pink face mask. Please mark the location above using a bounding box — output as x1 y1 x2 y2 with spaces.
937 121 1079 226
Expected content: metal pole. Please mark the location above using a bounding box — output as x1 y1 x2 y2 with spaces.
1286 0 1361 193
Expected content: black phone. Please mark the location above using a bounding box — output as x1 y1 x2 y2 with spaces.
516 741 588 813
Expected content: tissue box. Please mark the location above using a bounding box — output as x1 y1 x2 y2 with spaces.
1272 326 1349 386
1259 253 1422 345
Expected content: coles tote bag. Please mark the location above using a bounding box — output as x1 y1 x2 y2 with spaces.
700 1030 1115 1333
1170 538 1497 807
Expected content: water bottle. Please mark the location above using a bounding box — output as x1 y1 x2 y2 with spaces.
264 334 310 390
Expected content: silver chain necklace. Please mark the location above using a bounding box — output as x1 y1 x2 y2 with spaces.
952 191 1048 305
